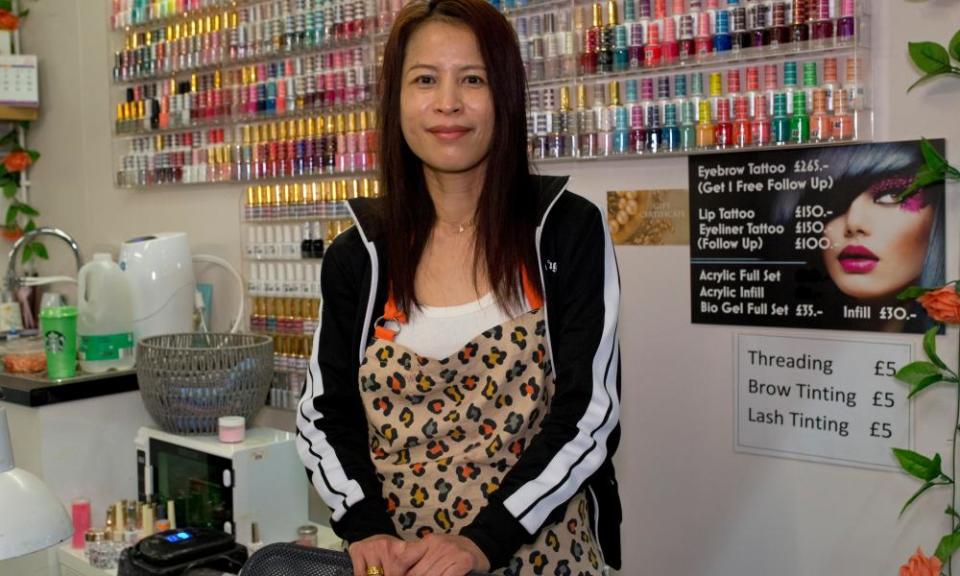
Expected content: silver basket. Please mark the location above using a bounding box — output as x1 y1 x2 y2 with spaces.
136 333 274 435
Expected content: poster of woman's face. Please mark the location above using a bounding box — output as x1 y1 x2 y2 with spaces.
689 140 946 334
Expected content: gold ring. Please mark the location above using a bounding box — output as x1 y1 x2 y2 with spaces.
366 567 384 576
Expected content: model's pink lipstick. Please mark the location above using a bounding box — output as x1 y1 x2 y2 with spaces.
838 244 878 273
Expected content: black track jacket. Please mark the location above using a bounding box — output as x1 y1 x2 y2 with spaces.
296 174 622 570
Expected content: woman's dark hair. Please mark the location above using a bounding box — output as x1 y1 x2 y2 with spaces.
378 0 538 314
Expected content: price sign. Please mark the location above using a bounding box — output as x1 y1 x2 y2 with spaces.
736 334 912 470
690 141 946 334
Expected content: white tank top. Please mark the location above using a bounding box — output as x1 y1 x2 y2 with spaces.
393 293 512 360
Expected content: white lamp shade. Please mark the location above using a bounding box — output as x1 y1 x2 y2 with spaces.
0 468 73 560
0 408 73 560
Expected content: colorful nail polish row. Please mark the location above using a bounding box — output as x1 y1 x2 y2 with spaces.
116 47 373 133
511 10 580 82
242 177 378 220
529 55 866 158
572 0 858 78
112 0 390 82
113 0 405 35
117 111 379 186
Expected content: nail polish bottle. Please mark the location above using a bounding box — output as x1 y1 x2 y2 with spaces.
336 114 350 173
613 24 630 72
712 8 732 53
831 88 854 141
645 104 662 153
763 63 778 120
732 0 752 50
325 113 337 174
732 95 752 148
662 17 679 64
708 72 723 120
561 20 579 77
810 88 831 143
791 0 809 43
714 98 733 149
789 91 810 143
661 102 680 152
694 9 713 58
810 0 834 42
640 77 655 130
696 100 714 149
656 75 671 121
673 73 688 118
782 61 798 115
837 0 855 43
629 22 645 69
771 92 789 145
613 89 630 155
356 112 370 172
802 61 817 114
529 15 545 81
678 12 695 61
624 0 638 24
625 80 646 154
598 82 615 156
558 86 577 158
822 57 838 113
751 94 771 146
748 0 770 47
577 84 598 158
744 66 760 119
643 25 663 68
582 3 602 75
689 72 704 123
530 89 545 159
726 68 741 118
844 57 866 111
770 1 791 47
679 99 697 151
599 0 618 74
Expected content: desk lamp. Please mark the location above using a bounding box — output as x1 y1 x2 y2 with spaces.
0 406 72 560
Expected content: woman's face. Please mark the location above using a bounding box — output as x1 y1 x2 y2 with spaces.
822 183 935 301
400 21 494 177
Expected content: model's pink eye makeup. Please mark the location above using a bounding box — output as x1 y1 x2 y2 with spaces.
866 176 929 211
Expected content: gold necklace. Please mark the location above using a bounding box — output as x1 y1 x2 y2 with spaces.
437 217 475 234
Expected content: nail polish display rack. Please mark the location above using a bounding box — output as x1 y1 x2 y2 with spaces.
240 178 374 410
109 0 873 409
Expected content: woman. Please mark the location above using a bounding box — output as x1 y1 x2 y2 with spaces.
296 1 622 575
773 141 944 331
819 148 943 304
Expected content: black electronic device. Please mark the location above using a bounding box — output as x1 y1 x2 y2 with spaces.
118 527 247 576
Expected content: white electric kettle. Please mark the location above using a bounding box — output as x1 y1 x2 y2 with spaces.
118 232 196 341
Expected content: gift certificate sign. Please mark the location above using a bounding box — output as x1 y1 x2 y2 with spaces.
736 334 912 470
689 140 945 334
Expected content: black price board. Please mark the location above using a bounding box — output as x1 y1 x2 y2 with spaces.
689 140 946 334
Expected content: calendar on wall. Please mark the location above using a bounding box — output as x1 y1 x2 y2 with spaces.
0 55 39 108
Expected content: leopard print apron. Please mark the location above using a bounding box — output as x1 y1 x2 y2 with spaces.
357 283 603 576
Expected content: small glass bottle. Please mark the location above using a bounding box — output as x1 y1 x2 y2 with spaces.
771 92 789 145
810 88 832 143
679 99 697 151
696 100 715 149
789 91 810 143
661 102 680 152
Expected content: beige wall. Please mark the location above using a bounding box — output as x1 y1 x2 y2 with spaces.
9 0 960 574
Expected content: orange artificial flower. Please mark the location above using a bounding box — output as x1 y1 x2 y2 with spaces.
899 547 942 576
0 9 19 31
3 150 31 172
0 225 21 242
918 284 960 324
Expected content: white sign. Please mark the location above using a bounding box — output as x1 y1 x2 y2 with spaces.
735 334 913 470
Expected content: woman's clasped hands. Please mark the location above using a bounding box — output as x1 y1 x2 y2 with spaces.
349 533 491 576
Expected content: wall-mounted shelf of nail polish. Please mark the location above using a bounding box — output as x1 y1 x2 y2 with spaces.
115 103 376 139
113 113 379 187
521 0 873 159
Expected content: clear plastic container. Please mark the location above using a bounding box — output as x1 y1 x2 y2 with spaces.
77 253 136 373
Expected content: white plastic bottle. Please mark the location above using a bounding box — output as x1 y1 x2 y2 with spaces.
78 253 136 373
